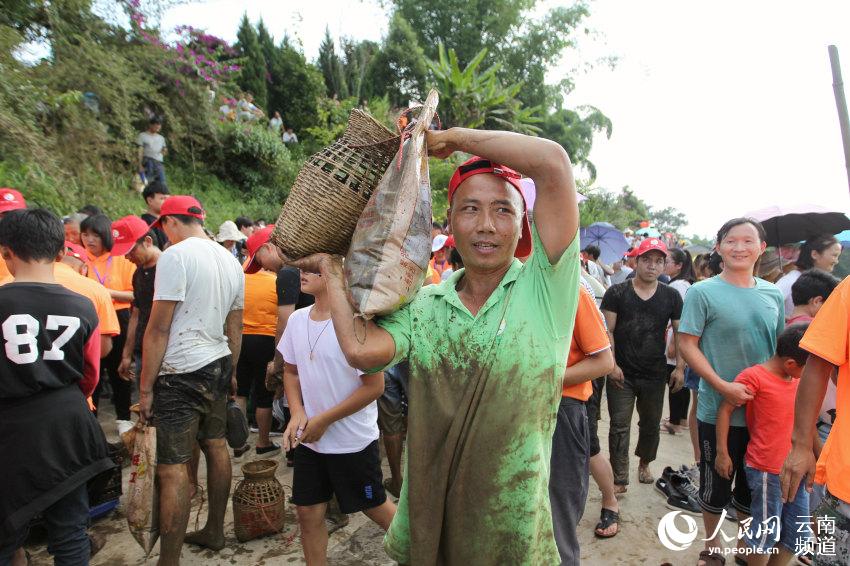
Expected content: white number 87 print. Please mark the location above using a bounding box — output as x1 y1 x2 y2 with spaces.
2 314 81 364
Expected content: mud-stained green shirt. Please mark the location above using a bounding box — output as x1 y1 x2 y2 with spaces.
375 224 580 565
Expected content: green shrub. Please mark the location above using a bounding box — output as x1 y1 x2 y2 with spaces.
206 121 301 204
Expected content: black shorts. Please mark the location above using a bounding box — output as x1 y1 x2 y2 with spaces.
697 419 752 514
153 356 232 465
235 334 275 409
291 440 386 514
584 376 605 457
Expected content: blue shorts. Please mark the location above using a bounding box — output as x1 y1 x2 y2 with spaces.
744 465 811 554
685 367 701 391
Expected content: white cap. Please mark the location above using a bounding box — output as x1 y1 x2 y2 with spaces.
432 234 449 253
215 220 247 243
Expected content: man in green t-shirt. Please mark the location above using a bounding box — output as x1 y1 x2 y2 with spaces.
291 128 581 565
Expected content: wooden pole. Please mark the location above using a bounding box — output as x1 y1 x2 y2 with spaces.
829 45 850 193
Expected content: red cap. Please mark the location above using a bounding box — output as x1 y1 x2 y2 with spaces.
632 237 668 258
110 215 152 256
444 235 455 248
150 195 205 229
0 188 26 213
64 241 87 260
243 226 274 274
447 156 532 258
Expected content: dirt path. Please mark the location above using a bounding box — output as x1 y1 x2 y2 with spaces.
24 393 733 565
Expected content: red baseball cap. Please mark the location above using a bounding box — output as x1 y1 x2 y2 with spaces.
110 215 152 256
632 237 668 258
150 195 205 229
243 226 274 274
0 188 26 213
64 241 87 260
447 157 532 258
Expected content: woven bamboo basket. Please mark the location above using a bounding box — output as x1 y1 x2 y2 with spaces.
271 109 399 260
232 459 285 542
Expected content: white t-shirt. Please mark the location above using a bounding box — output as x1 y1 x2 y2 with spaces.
282 131 298 143
609 266 633 285
278 306 379 454
136 131 166 162
586 260 610 288
154 237 244 374
776 269 801 317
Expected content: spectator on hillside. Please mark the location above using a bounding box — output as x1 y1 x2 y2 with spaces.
141 181 170 249
237 93 263 121
137 117 167 185
218 96 236 122
269 111 283 133
282 127 298 144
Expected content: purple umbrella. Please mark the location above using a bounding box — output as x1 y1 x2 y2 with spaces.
745 204 850 246
580 222 630 264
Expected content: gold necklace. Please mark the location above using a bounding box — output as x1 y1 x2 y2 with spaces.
307 316 332 360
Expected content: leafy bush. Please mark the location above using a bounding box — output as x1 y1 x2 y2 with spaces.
207 121 300 204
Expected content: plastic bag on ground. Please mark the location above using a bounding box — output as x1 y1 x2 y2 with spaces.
126 423 159 554
345 90 439 318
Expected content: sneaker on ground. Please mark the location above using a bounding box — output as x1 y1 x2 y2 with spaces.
678 464 700 488
249 426 259 433
233 444 251 458
268 431 283 437
256 443 281 456
666 492 701 515
655 466 677 498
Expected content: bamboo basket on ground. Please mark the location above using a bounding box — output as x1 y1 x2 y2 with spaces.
271 110 398 260
232 459 285 542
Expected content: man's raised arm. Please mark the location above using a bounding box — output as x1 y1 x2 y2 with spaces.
426 128 579 264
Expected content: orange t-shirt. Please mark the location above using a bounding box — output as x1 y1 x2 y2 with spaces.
563 286 611 401
0 257 9 281
0 262 121 336
243 270 277 336
55 262 121 336
800 276 850 501
86 251 136 311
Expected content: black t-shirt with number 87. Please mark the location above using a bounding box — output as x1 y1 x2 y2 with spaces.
0 282 101 399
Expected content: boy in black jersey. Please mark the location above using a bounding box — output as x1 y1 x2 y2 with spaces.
0 209 111 566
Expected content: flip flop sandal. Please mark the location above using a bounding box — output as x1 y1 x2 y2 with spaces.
594 508 620 538
698 549 726 566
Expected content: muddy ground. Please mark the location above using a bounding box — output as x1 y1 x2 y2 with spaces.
23 393 736 565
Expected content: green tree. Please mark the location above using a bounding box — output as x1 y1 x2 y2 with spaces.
579 186 651 230
426 44 541 134
366 13 427 107
317 27 348 99
541 106 611 181
650 206 688 235
267 36 326 133
235 14 267 110
341 38 378 102
391 0 590 108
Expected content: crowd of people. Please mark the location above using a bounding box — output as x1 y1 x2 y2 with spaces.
217 93 299 144
1 126 849 566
